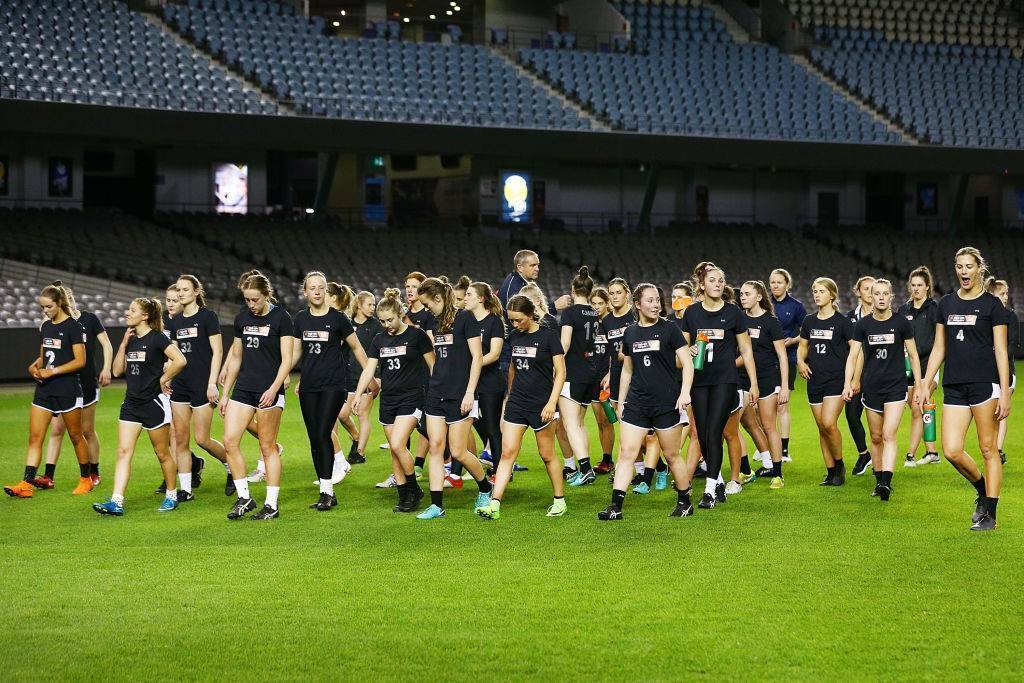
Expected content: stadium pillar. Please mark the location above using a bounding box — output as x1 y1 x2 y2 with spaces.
948 173 970 235
638 163 660 233
313 151 339 221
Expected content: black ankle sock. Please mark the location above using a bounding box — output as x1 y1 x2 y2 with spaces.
642 467 655 486
873 470 881 484
44 463 56 479
971 475 987 497
782 437 790 454
676 486 691 505
476 476 492 493
414 457 425 469
601 453 613 464
879 471 893 486
451 460 464 476
89 462 99 476
430 490 443 508
773 461 782 477
835 458 845 471
827 465 836 478
986 496 999 519
191 452 201 466
405 473 421 493
578 457 592 474
611 488 626 511
23 465 38 483
79 463 90 478
656 458 667 473
740 456 751 475
397 481 409 497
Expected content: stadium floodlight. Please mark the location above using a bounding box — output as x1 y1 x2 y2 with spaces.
429 14 436 19
446 10 452 15
332 20 339 27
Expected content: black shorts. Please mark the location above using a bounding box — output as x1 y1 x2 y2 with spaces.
230 388 285 410
807 380 844 406
170 385 211 409
621 402 687 431
32 389 83 415
560 378 600 406
119 395 171 430
80 383 100 408
861 390 908 413
379 396 424 426
757 368 782 397
424 392 476 424
503 402 553 431
943 382 1000 408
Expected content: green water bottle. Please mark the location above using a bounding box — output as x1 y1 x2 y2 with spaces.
693 332 709 371
923 401 937 442
599 390 618 424
904 350 912 378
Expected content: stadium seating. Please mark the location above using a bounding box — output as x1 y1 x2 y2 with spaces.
517 1 899 142
0 0 277 114
163 0 590 129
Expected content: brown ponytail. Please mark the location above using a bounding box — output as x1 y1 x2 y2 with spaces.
133 297 164 332
177 274 207 308
40 281 73 317
240 273 278 304
743 280 775 317
571 265 595 297
418 276 457 333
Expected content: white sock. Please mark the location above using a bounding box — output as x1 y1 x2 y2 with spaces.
759 451 770 462
704 477 717 496
234 479 250 499
265 485 280 509
256 458 266 474
564 457 576 469
334 451 348 464
165 488 177 501
111 493 125 505
319 479 334 495
633 461 645 475
717 473 725 485
178 473 192 493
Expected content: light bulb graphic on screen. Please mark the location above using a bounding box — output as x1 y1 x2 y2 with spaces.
214 163 248 214
503 174 528 221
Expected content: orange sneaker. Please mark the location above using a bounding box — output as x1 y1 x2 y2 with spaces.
4 481 34 498
72 477 95 495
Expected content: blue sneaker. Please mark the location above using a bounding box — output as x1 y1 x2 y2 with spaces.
416 504 445 520
512 462 529 472
480 449 493 463
93 498 124 516
568 469 596 486
632 482 651 495
474 490 492 510
157 496 178 513
655 471 668 490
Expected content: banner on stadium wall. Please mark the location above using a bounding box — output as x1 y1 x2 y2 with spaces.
500 171 531 223
213 163 248 214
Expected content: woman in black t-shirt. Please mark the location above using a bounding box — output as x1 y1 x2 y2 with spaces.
560 266 602 487
842 279 922 501
465 282 507 474
341 290 383 465
220 273 294 521
93 298 186 516
919 247 1012 531
898 266 940 467
588 287 617 476
987 278 1017 467
476 295 566 520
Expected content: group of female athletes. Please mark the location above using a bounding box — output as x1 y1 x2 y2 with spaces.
4 246 1016 531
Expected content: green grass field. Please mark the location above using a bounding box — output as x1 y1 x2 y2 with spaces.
1 371 1021 681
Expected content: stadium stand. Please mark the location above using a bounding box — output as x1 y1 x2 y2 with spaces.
514 0 900 142
0 0 278 114
162 0 590 128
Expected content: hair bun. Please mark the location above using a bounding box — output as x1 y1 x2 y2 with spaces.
51 280 62 286
578 265 589 278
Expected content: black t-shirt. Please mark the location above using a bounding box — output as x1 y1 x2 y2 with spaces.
407 306 437 333
681 302 745 387
293 308 355 393
76 310 105 383
604 309 635 380
540 313 559 331
162 312 173 340
233 306 293 393
560 303 600 381
744 312 784 373
508 326 564 411
125 329 171 403
430 309 482 399
897 298 938 360
369 325 433 402
937 292 1012 386
474 312 506 395
1007 308 1019 377
345 316 383 383
622 318 685 409
591 319 611 377
800 311 854 387
39 317 86 396
168 307 221 391
853 313 915 394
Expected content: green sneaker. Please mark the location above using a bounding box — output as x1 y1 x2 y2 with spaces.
546 498 567 517
476 499 500 520
655 471 668 490
738 471 758 485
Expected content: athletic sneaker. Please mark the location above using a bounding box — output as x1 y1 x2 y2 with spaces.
852 453 872 476
31 476 54 490
871 485 881 497
655 471 669 490
972 497 986 524
4 481 34 498
348 452 366 465
224 472 235 497
999 451 1007 465
227 497 257 520
474 490 492 510
670 501 694 517
443 474 463 489
819 473 835 487
476 499 500 520
245 468 266 483
93 498 124 516
480 449 493 463
568 470 596 487
157 497 178 513
546 498 567 517
395 488 423 513
376 474 398 489
379 442 390 450
755 467 773 479
191 456 205 488
715 482 727 503
512 462 529 472
903 454 916 468
697 492 716 509
833 462 846 486
154 481 167 494
737 471 757 485
90 473 101 487
416 504 445 519
917 452 941 466
562 467 578 481
724 480 743 495
594 460 614 475
251 504 279 520
877 484 892 501
310 493 337 511
331 458 352 485
597 505 623 521
970 513 997 531
632 482 650 495
770 476 785 489
176 490 195 503
782 453 793 463
71 477 94 495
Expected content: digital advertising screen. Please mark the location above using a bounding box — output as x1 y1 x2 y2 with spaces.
214 163 248 214
499 171 531 223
